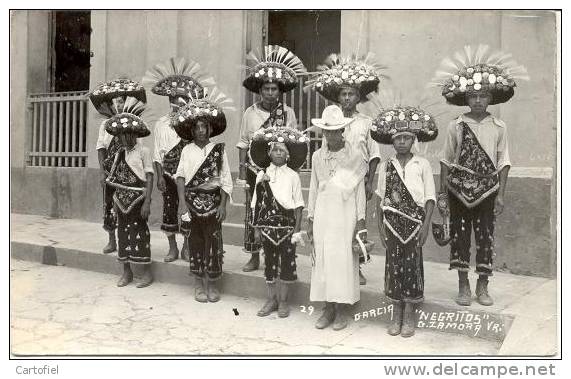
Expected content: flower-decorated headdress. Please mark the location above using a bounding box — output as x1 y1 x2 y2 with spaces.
89 78 146 117
431 44 529 106
243 45 307 93
249 126 308 171
363 91 440 144
143 57 216 99
304 52 388 103
104 96 150 138
169 88 234 141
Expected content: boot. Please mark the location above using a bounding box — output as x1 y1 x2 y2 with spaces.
400 302 416 338
257 283 278 317
136 265 154 288
194 277 208 303
277 283 290 318
315 302 335 329
387 301 403 336
242 253 260 272
163 235 179 262
359 269 367 285
332 303 348 331
206 279 221 303
475 277 494 306
117 263 133 287
181 237 190 262
103 232 117 254
455 272 472 306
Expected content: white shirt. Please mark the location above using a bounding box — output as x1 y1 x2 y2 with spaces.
152 115 181 164
250 163 305 210
443 114 511 170
175 142 233 196
375 155 436 208
123 144 154 182
96 120 114 150
236 103 298 150
343 113 381 164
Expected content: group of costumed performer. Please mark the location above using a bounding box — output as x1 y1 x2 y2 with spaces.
237 45 307 273
142 57 217 263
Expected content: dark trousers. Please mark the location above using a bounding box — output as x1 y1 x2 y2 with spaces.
161 177 180 235
243 169 262 254
384 229 424 303
188 215 224 281
103 184 117 232
448 191 496 276
116 202 151 264
262 237 297 283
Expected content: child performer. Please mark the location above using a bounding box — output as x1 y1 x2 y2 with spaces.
103 97 154 288
249 126 308 318
431 45 528 306
174 89 234 303
89 78 146 255
372 104 438 337
143 57 216 262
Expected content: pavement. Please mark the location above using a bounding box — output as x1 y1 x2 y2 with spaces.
10 259 502 356
10 213 559 355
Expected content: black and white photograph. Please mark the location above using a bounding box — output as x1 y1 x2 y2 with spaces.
7 5 563 372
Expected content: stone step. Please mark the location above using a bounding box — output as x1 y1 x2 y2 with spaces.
11 213 553 344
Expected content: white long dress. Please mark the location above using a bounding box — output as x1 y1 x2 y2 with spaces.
308 145 368 304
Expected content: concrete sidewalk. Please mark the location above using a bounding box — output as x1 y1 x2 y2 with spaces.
10 213 558 354
11 259 502 356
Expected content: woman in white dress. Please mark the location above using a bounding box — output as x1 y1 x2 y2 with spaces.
307 105 368 330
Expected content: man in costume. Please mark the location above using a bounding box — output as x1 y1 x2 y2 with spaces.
174 89 234 303
306 53 387 284
103 97 154 288
249 126 308 318
89 78 146 255
432 45 528 306
143 57 216 262
237 45 306 272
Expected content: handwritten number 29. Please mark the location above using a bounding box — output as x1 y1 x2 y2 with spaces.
300 305 314 315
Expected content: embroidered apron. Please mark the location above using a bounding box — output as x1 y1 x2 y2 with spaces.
443 122 499 208
184 143 225 218
251 180 296 246
106 149 147 214
382 161 426 244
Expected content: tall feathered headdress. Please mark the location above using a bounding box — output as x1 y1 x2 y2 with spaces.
243 45 307 93
430 44 529 106
169 87 235 141
304 52 388 103
89 78 146 117
143 57 216 99
360 90 441 144
103 96 151 138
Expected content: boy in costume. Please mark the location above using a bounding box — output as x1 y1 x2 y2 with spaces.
305 53 387 284
143 57 216 262
431 45 528 306
371 102 438 337
174 89 234 303
249 126 308 318
237 45 306 272
104 97 154 288
89 78 146 255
